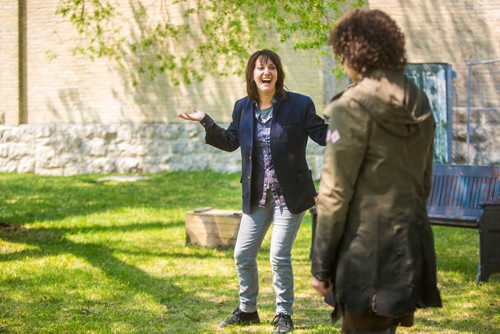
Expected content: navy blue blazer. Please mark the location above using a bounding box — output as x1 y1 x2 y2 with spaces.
205 92 328 214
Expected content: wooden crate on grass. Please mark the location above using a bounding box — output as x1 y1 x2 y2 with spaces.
185 208 242 248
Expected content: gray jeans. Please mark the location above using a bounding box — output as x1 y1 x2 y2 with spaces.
234 199 305 315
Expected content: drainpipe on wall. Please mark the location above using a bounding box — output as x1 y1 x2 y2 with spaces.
18 0 27 124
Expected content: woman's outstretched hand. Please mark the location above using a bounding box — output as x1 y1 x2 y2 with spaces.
176 108 206 122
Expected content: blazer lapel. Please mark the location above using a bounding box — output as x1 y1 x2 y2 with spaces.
239 100 254 154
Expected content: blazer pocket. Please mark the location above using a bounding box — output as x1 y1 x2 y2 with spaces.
282 123 300 141
282 123 300 135
297 170 312 182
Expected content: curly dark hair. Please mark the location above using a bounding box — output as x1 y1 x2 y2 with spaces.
329 9 407 75
245 49 286 103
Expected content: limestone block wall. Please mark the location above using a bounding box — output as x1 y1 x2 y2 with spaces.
452 107 500 166
0 123 325 178
0 123 239 176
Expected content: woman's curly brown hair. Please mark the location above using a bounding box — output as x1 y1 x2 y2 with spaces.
329 9 407 75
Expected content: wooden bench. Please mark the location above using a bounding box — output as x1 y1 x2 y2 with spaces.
427 164 500 282
310 164 500 283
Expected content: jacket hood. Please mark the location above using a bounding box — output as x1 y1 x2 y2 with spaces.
342 70 433 137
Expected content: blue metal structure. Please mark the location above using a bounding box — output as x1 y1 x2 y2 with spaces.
405 63 456 164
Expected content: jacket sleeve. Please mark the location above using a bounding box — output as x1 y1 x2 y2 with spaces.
204 101 241 152
311 99 370 281
423 119 436 201
303 97 328 146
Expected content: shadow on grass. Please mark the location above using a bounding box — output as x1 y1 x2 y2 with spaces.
417 316 498 333
0 221 193 262
0 221 231 333
432 226 480 280
0 223 187 296
0 171 241 226
0 171 267 331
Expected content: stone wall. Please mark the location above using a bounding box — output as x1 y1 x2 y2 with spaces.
452 107 500 166
1 114 497 177
0 123 235 176
0 123 325 177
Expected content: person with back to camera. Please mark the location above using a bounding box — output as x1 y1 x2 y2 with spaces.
310 9 442 334
177 49 328 333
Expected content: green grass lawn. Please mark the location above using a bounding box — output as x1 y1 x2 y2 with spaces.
0 172 498 333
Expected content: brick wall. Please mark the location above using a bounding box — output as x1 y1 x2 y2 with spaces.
367 0 500 164
0 1 20 125
11 1 324 125
23 1 241 124
368 0 499 106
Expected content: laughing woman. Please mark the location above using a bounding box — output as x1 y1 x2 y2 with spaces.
177 49 328 333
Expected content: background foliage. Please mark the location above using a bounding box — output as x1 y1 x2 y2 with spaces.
56 0 365 85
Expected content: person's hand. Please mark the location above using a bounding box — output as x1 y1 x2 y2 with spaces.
311 277 332 297
176 108 206 122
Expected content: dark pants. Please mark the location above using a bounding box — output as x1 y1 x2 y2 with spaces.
341 309 414 334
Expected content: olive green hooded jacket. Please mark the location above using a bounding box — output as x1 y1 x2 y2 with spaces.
312 70 442 318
